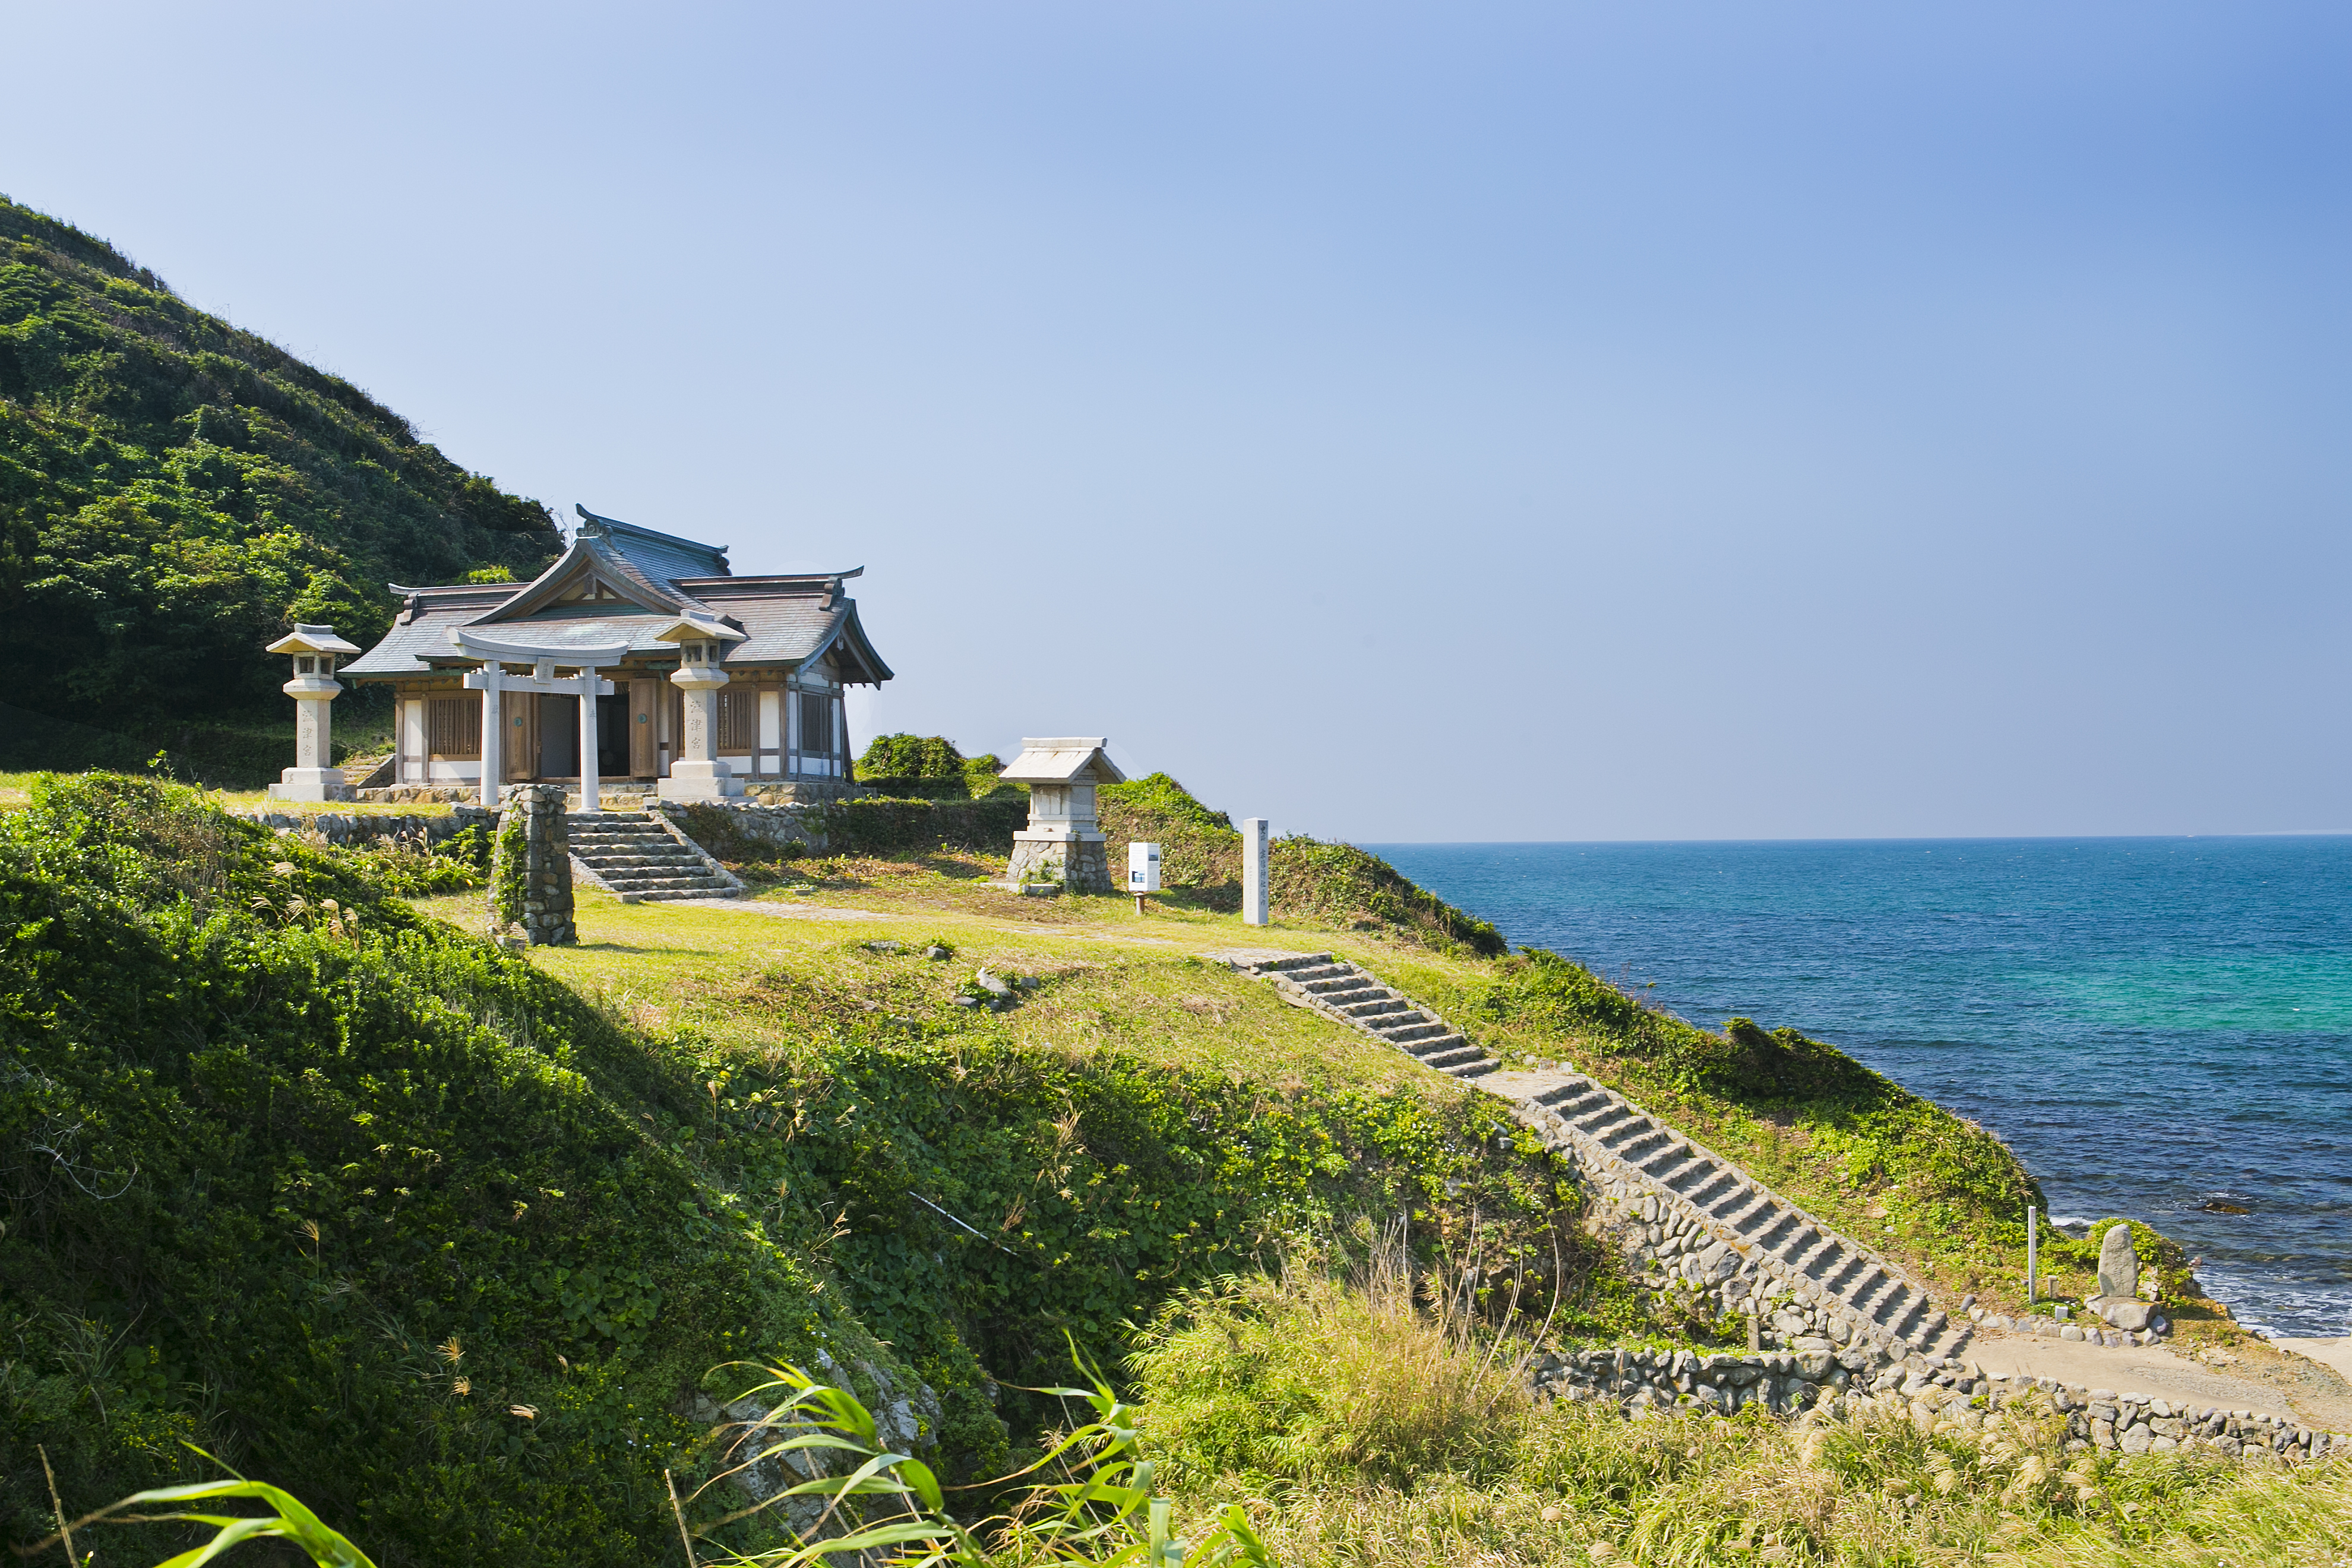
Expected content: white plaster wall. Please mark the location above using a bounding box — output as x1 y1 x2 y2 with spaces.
400 699 427 783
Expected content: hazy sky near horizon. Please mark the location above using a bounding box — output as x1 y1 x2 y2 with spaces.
7 3 2347 840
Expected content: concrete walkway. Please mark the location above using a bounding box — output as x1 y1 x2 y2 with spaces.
2278 1338 2352 1387
1971 1327 2352 1432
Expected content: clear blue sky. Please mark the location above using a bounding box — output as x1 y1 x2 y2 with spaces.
8 3 2347 840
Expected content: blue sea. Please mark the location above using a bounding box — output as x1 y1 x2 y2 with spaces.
1367 838 2352 1338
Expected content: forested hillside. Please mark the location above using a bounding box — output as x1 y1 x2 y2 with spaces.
0 196 558 777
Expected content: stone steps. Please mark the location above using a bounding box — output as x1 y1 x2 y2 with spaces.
567 811 742 902
1523 1073 1972 1362
1216 948 1970 1363
1229 953 1498 1080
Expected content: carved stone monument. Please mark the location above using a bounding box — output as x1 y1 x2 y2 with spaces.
1000 738 1124 893
2096 1224 2138 1301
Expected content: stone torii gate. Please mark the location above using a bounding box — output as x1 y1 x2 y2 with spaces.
449 632 625 813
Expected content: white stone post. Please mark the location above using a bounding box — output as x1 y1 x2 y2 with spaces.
470 668 504 810
578 670 601 814
574 666 618 812
1243 817 1269 925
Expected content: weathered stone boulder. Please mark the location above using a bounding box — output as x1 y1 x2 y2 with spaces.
2093 1297 2153 1332
2097 1224 2138 1300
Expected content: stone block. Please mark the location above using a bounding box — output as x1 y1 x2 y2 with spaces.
2091 1297 2152 1332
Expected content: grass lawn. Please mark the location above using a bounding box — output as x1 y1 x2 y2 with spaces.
412 851 1468 1099
417 845 2037 1322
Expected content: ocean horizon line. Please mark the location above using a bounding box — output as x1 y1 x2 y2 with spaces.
1357 831 2352 849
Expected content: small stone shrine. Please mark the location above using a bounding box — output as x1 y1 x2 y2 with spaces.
494 783 577 946
265 624 362 801
1000 737 1124 893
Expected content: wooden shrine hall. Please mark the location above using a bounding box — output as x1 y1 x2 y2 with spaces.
337 506 893 806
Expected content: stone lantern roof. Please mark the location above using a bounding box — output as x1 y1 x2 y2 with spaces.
267 624 362 658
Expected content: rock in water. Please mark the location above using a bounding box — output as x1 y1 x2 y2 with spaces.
2098 1224 2138 1301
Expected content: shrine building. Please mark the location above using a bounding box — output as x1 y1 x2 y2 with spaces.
339 506 892 805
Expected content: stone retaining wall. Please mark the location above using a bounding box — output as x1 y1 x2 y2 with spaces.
658 800 826 859
1536 1344 2342 1462
1570 1168 1940 1362
245 808 491 846
1974 1305 2168 1349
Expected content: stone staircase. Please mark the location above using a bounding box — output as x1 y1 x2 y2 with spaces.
1229 953 1497 1079
1221 948 1970 1363
568 811 742 903
1523 1074 1972 1362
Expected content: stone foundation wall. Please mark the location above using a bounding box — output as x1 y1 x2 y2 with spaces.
1974 1304 2168 1349
1006 836 1111 892
1535 1345 2342 1460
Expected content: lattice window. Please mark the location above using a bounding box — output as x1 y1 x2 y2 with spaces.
427 693 481 758
717 687 757 752
797 691 832 755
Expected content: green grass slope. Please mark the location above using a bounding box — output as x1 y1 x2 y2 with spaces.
0 196 559 779
0 776 1591 1565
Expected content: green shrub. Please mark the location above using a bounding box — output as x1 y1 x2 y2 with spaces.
1129 1250 1534 1490
1096 774 1503 954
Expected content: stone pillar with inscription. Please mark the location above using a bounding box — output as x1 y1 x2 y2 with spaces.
1242 817 1270 925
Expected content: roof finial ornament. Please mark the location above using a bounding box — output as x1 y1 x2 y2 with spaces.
573 502 611 541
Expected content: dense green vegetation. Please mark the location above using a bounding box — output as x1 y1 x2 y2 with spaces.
0 775 1572 1564
0 196 559 780
1126 1260 2352 1568
854 734 1016 800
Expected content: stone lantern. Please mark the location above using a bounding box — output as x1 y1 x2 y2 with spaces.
267 624 362 801
657 617 747 801
1000 737 1126 892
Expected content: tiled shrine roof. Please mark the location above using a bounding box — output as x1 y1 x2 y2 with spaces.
341 505 892 684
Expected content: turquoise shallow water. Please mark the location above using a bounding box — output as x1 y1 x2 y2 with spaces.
1367 837 2352 1337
